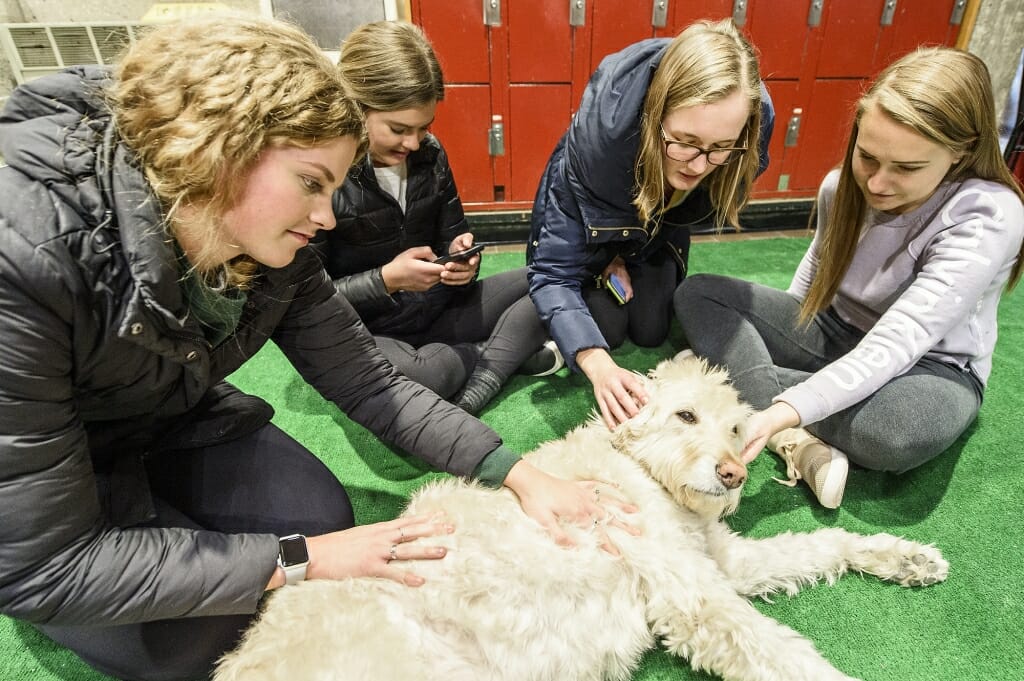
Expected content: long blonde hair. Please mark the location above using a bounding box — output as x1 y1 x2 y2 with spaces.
634 19 763 229
338 21 444 111
801 47 1024 322
110 14 364 287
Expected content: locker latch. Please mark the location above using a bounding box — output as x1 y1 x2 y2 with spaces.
732 0 748 27
950 0 967 25
569 0 586 27
880 0 898 26
489 115 505 156
652 0 669 28
785 108 802 148
483 0 501 27
808 0 825 27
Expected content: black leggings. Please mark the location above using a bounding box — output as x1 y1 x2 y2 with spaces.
584 251 680 350
37 424 352 681
375 267 548 397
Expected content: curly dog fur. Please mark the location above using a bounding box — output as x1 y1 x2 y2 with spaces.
216 356 947 681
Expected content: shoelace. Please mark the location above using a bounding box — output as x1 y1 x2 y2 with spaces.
771 446 802 488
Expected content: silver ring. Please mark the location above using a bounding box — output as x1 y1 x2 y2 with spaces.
389 543 398 561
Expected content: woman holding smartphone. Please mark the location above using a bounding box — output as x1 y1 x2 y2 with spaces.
527 19 774 429
317 21 561 414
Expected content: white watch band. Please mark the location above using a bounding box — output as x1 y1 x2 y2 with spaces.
282 561 307 585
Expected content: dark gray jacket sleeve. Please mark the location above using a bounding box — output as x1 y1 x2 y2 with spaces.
0 228 278 626
332 265 398 317
272 257 502 476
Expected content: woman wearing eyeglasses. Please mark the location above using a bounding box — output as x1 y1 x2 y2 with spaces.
526 19 774 428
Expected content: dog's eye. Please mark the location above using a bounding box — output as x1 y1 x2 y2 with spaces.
732 425 739 436
676 410 697 424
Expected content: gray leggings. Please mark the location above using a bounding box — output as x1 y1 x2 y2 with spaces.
674 274 983 473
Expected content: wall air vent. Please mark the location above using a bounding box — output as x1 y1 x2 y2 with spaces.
1 22 145 84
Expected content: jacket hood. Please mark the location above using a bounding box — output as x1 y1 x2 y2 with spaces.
0 66 117 228
0 67 191 336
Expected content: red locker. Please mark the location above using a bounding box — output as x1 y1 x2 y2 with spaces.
432 86 494 204
815 0 886 78
412 0 961 209
790 78 864 191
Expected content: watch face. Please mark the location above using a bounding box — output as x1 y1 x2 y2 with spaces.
279 535 309 566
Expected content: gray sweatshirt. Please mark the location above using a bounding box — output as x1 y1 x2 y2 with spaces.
778 169 1024 426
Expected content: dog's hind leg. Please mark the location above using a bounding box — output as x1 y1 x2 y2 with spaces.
705 525 948 598
646 560 860 681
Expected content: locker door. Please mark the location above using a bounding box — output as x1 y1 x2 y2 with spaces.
743 0 814 81
815 0 886 78
789 78 864 191
753 80 800 196
508 84 573 202
508 0 573 82
590 2 652 71
875 0 960 74
672 0 733 29
432 86 495 204
506 0 578 203
414 0 489 84
414 0 497 203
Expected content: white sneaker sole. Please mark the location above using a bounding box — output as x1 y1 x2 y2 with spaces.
817 447 849 509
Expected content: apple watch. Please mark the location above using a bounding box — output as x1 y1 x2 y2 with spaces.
277 534 309 585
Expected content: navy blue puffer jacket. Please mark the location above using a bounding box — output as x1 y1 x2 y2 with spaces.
527 38 775 370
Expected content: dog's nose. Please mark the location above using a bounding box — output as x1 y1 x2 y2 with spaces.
716 461 747 489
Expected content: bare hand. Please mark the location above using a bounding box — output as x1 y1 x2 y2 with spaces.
381 246 445 293
602 257 634 303
304 514 453 587
503 460 640 555
741 401 801 463
440 232 480 287
576 348 648 429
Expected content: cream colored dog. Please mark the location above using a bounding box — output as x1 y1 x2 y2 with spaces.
215 357 947 681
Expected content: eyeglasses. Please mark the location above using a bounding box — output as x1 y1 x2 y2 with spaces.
660 125 747 166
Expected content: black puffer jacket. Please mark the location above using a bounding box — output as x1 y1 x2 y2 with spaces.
314 134 473 336
0 67 502 626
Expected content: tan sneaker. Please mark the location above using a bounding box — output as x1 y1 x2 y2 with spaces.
767 428 848 509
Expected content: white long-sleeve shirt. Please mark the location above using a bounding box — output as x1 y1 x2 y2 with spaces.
778 169 1024 426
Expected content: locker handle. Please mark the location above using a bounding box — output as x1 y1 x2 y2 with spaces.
808 0 825 27
784 108 803 148
652 0 669 28
880 0 898 26
569 0 586 27
483 0 501 27
950 0 967 25
489 115 505 156
732 0 748 27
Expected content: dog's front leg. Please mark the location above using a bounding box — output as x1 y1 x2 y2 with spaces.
705 525 948 598
645 556 860 681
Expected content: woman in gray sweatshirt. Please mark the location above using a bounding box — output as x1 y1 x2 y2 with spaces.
674 47 1024 509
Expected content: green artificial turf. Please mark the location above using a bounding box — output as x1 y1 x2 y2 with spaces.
3 236 1022 680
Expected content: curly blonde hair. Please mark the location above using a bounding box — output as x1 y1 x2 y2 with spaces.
109 13 365 287
634 19 763 230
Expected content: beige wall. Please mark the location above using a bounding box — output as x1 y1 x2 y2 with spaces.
968 0 1024 112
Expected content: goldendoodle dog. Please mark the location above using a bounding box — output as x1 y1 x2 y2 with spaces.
215 356 947 681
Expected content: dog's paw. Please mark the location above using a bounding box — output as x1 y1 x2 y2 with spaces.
891 543 948 587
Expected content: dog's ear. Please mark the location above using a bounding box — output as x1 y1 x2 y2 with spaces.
611 372 657 449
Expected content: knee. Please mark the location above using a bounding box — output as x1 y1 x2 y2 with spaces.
847 431 952 474
674 273 719 308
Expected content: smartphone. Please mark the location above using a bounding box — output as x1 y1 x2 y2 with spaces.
605 273 628 305
433 243 485 264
